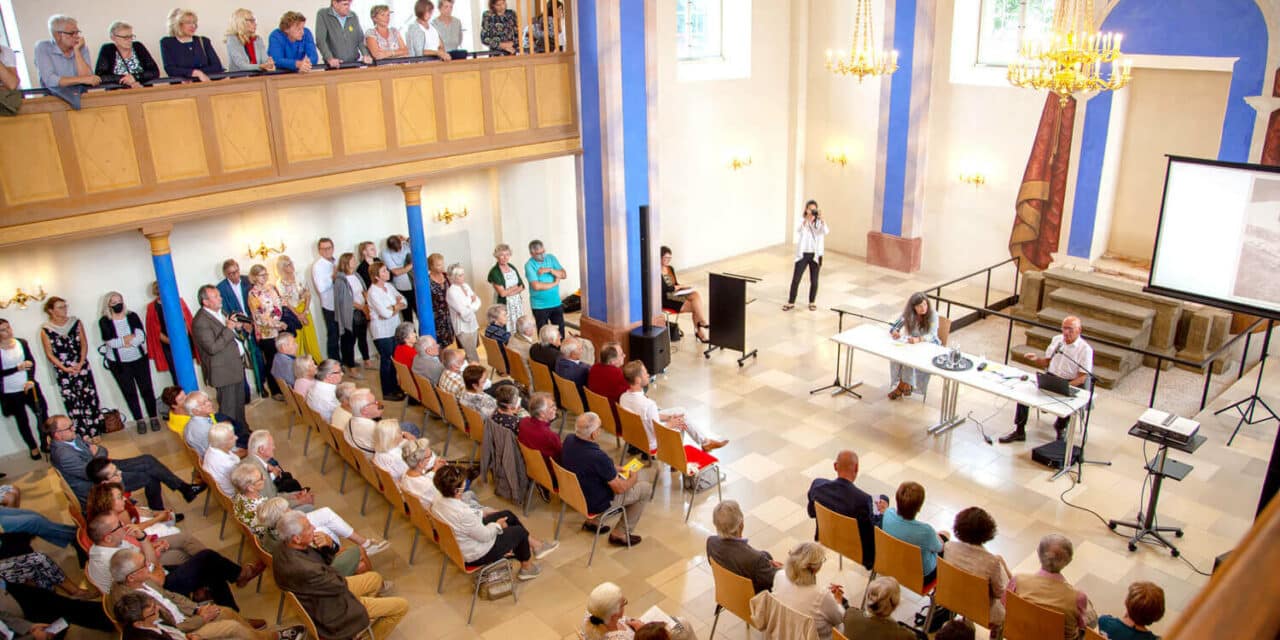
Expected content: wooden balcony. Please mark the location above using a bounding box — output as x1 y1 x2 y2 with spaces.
0 52 580 247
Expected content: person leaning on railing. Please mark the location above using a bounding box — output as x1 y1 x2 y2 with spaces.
406 0 451 61
314 0 372 69
431 0 466 59
35 15 100 89
268 11 320 73
95 21 160 88
481 0 518 55
364 5 406 60
225 8 276 72
160 8 224 82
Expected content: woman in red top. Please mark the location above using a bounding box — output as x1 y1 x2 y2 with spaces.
586 342 628 404
392 321 417 368
517 392 562 482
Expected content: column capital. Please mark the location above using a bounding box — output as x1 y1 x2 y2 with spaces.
397 181 424 207
140 223 174 255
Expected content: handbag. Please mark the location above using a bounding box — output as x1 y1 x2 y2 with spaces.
281 306 304 333
103 409 125 434
478 568 513 600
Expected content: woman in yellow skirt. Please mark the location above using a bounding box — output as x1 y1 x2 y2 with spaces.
275 254 323 363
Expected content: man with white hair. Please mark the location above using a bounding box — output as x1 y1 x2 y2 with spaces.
246 430 311 504
618 360 727 453
34 15 99 89
410 334 443 384
561 413 650 547
202 423 242 496
437 347 467 395
182 391 220 457
554 337 591 403
271 333 299 389
347 391 416 457
707 500 780 594
1005 533 1097 639
330 382 359 431
505 315 538 365
529 323 561 370
306 359 344 421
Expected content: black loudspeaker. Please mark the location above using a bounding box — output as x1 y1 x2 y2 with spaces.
1030 440 1082 469
629 204 671 374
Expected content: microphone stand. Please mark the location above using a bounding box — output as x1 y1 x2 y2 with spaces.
810 308 890 398
1046 344 1111 481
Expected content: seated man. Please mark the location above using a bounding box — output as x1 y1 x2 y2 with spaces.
706 500 780 594
182 390 240 458
272 511 407 640
806 450 875 569
1005 533 1097 640
561 413 649 547
617 361 727 453
528 323 561 371
505 315 538 367
34 15 99 90
1099 581 1164 640
163 386 249 448
306 359 344 422
271 332 298 390
47 414 203 509
245 430 311 505
202 423 243 496
1000 316 1092 444
587 342 628 404
330 382 359 431
554 337 591 402
410 334 443 385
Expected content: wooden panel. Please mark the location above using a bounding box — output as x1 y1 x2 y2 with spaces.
66 106 142 193
337 80 387 155
490 66 530 134
534 62 573 127
391 75 438 147
0 114 68 205
442 71 484 140
209 91 272 173
277 85 333 163
142 98 210 183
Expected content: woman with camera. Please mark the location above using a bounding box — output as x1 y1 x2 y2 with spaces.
782 200 829 311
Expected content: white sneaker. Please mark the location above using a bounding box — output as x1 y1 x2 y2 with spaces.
517 565 542 581
363 539 390 555
534 541 559 560
376 579 396 596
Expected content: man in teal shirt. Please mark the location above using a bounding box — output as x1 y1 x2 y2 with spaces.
524 239 566 337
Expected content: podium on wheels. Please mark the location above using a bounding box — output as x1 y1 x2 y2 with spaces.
704 272 759 367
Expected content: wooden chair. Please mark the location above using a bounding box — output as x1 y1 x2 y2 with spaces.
414 372 444 420
404 493 439 565
436 387 467 457
551 458 630 566
833 629 848 640
868 527 935 623
480 334 509 375
708 558 757 639
54 473 87 529
433 516 519 625
814 501 865 571
922 316 952 403
354 441 384 517
392 360 421 420
197 466 236 539
285 590 376 640
330 425 375 513
371 463 407 539
651 421 722 522
274 376 299 439
583 386 622 449
616 404 656 464
326 418 357 494
1083 627 1106 640
506 349 533 391
934 557 995 633
102 598 122 632
528 359 557 400
518 441 560 517
306 404 337 473
1003 589 1065 640
460 404 486 461
552 372 585 434
748 592 817 640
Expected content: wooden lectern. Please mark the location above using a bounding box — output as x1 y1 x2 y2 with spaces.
704 272 759 366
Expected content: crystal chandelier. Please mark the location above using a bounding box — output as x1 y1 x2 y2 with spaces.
825 0 898 82
1008 0 1132 105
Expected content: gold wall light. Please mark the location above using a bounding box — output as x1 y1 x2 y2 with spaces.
729 154 752 171
0 285 48 310
247 241 287 261
826 151 849 168
436 206 469 224
959 172 987 187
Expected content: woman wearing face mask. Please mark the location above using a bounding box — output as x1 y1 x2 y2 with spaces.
99 292 158 434
782 200 829 312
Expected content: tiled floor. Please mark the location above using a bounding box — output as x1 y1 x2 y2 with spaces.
12 246 1274 639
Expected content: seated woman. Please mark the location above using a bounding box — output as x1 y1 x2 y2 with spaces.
1099 581 1164 640
487 384 524 433
459 364 498 418
399 438 485 510
159 8 224 81
392 322 417 368
483 304 511 346
96 21 160 87
267 11 319 72
86 482 206 566
772 542 845 640
881 481 947 584
582 582 693 640
660 246 708 343
843 577 915 640
0 545 96 599
480 0 518 55
887 291 940 400
365 4 407 60
224 8 276 72
942 507 1011 635
254 497 368 576
292 357 318 397
371 419 410 481
429 465 555 579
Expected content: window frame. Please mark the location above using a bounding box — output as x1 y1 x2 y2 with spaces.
674 0 750 83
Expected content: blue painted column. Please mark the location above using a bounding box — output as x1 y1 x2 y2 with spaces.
399 181 436 337
144 229 198 391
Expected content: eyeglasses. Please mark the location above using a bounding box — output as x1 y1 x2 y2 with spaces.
56 30 81 36
245 17 257 22
112 33 136 40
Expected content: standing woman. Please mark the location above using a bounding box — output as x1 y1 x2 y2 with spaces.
95 21 160 87
159 8 224 82
480 0 518 55
143 281 195 385
783 200 829 312
0 318 48 460
275 255 321 363
246 264 287 399
381 234 415 323
98 292 159 434
355 240 378 289
431 0 465 59
40 297 105 439
445 264 482 363
887 292 940 400
487 244 525 332
426 253 456 349
364 5 407 60
367 260 409 401
659 246 708 343
333 252 371 379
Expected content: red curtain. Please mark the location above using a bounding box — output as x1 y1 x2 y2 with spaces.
1010 93 1077 272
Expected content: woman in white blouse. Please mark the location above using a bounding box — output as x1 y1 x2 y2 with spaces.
366 260 408 401
445 263 482 363
772 542 846 640
429 464 555 579
371 419 410 481
98 292 159 433
783 200 830 312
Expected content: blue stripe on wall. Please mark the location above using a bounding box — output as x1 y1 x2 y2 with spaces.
1067 91 1113 258
619 0 648 324
576 0 608 320
880 0 917 237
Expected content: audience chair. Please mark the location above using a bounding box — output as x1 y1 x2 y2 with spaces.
582 387 622 449
460 404 486 461
392 360 422 420
102 598 122 633
867 527 936 625
550 458 630 566
245 530 286 622
1002 589 1065 640
371 464 408 540
1083 627 1106 640
436 387 467 457
274 376 300 439
305 404 337 473
285 589 374 640
518 441 560 517
414 372 444 421
404 493 439 565
528 359 557 403
327 421 357 494
480 335 509 375
197 466 235 540
230 517 269 593
616 404 656 465
833 630 848 640
708 558 757 639
814 501 865 572
650 421 722 521
433 516 519 625
552 372 585 435
748 591 817 640
506 350 533 392
53 473 87 529
354 441 384 517
934 557 995 636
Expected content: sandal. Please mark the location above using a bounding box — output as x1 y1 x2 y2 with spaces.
888 388 903 400
781 304 795 311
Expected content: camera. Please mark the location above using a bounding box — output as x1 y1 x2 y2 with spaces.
231 313 251 324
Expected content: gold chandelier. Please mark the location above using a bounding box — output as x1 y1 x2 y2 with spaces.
825 0 898 82
1008 0 1132 105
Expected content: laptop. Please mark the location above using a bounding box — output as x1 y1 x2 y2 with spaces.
1036 372 1080 398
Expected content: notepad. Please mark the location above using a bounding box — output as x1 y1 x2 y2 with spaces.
619 456 645 479
674 287 694 297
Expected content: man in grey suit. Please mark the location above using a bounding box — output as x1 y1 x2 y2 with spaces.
706 500 780 594
47 414 202 509
192 285 252 430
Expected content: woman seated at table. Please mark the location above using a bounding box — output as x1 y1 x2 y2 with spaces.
887 291 940 400
95 21 160 87
268 11 319 72
365 4 406 60
160 8 224 81
224 8 276 72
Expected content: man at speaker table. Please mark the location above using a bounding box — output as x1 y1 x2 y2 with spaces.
999 315 1093 444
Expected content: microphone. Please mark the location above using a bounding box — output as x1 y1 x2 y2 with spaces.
889 317 904 333
1050 342 1064 359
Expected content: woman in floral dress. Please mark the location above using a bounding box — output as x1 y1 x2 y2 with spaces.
276 254 321 363
247 264 287 398
40 297 104 439
427 252 456 348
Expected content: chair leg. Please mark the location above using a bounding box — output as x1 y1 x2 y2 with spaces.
286 415 294 440
382 507 393 539
202 488 211 516
219 511 227 539
437 557 448 594
361 485 370 515
275 593 285 625
409 529 420 565
554 502 566 540
255 571 263 592
709 606 721 639
320 446 330 474
649 465 660 501
522 482 535 516
922 593 937 634
442 425 453 457
467 572 481 625
236 533 245 564
303 427 312 456
862 570 877 608
587 515 603 567
339 465 349 493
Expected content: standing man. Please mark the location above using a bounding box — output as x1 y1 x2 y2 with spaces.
314 0 372 69
216 260 251 317
34 15 100 89
524 239 567 337
999 315 1093 444
312 237 340 361
192 285 252 430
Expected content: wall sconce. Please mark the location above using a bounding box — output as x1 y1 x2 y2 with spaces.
826 151 849 168
0 285 48 310
436 206 469 224
247 241 287 261
729 155 752 171
959 172 987 187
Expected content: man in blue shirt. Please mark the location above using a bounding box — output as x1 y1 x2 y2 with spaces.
560 413 649 547
524 239 567 337
269 12 321 72
806 450 876 569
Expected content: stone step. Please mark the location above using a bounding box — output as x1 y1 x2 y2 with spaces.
1010 344 1121 389
1025 326 1139 374
1046 287 1156 328
1036 307 1149 348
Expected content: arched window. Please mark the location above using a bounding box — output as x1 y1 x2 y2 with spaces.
977 0 1054 66
676 0 723 61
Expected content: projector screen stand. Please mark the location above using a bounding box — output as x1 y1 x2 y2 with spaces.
1217 320 1277 446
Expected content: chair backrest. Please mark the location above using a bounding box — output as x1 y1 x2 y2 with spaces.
529 359 556 396
461 404 486 445
582 387 619 436
550 458 592 517
552 372 586 415
480 335 508 375
328 424 356 467
432 515 470 571
392 360 421 402
506 349 533 390
436 387 466 431
872 526 926 594
709 558 756 626
285 591 320 640
652 421 689 473
403 491 438 545
55 474 87 528
275 377 300 416
103 597 122 632
750 591 817 640
616 404 653 454
1083 627 1107 640
518 441 556 493
414 373 443 417
372 463 406 515
1003 589 1066 640
247 529 274 570
934 557 992 627
938 316 951 347
814 502 864 568
832 629 848 640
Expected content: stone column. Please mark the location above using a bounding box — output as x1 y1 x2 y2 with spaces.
398 181 437 337
142 225 199 391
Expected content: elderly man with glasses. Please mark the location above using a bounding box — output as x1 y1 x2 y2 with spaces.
47 414 204 509
34 15 100 88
